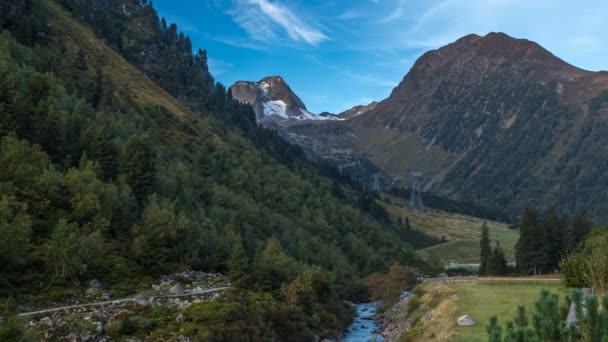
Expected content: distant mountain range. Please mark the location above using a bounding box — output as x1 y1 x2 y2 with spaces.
231 32 608 221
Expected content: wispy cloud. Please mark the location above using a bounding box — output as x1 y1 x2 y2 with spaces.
306 55 398 88
336 9 364 20
208 57 234 76
229 0 328 45
378 0 407 23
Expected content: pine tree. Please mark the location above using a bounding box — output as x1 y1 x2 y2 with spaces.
480 221 491 275
572 209 592 244
491 241 508 275
560 214 576 255
123 134 155 204
516 208 546 275
228 237 250 289
543 208 561 272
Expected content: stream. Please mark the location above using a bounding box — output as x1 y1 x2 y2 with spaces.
342 301 383 342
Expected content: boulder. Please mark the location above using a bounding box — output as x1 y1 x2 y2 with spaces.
169 284 186 295
96 322 105 335
87 279 103 295
457 314 475 326
134 295 150 306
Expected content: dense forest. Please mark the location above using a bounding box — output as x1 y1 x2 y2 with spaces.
0 0 436 339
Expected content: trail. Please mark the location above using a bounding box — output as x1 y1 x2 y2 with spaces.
17 287 229 317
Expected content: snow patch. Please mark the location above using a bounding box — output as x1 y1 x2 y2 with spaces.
262 100 288 118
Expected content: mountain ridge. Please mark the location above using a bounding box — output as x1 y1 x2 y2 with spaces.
259 32 608 221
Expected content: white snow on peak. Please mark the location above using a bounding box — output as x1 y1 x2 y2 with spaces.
298 108 342 121
262 100 288 118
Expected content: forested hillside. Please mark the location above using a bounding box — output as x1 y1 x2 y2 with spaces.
0 0 431 339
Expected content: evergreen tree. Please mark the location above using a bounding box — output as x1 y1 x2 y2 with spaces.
560 214 576 255
543 208 561 272
228 237 250 289
123 134 155 204
480 221 491 275
516 208 547 275
572 209 592 244
491 241 508 275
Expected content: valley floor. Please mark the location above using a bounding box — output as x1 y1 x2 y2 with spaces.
451 282 565 342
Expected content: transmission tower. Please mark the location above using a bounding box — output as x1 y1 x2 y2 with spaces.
372 174 381 192
408 170 424 212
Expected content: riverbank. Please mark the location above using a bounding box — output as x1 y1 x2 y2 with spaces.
378 283 458 342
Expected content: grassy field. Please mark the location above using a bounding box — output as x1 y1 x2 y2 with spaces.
380 195 518 262
450 283 567 342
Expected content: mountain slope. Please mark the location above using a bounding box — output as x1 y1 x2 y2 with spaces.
286 32 608 221
0 0 434 339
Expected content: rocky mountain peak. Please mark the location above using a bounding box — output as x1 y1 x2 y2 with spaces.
230 76 338 123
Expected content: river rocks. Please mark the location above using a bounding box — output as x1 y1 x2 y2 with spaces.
457 314 475 326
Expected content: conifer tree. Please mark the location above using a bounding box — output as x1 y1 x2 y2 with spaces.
543 208 561 272
480 221 491 275
229 237 250 289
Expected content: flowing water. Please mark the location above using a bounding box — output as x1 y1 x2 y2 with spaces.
342 301 383 342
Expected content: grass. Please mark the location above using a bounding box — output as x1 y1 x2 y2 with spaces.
380 195 518 262
450 283 567 342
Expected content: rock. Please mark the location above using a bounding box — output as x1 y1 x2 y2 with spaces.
87 279 103 295
67 333 79 342
134 295 150 306
89 279 102 289
170 283 186 295
175 313 186 323
40 317 53 328
96 322 105 335
457 314 475 326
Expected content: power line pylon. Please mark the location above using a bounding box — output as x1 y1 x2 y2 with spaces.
408 170 424 212
372 174 381 192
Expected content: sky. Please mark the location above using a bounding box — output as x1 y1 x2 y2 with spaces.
153 0 608 114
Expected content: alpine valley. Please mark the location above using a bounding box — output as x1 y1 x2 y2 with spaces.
232 32 608 222
2 0 608 341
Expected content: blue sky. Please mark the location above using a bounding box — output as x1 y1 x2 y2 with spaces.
153 0 608 114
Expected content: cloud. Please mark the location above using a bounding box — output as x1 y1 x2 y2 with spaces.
230 0 328 45
208 57 234 76
336 9 364 20
378 0 407 23
306 55 398 88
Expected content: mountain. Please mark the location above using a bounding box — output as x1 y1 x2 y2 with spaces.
230 76 339 123
338 101 378 119
282 32 608 221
